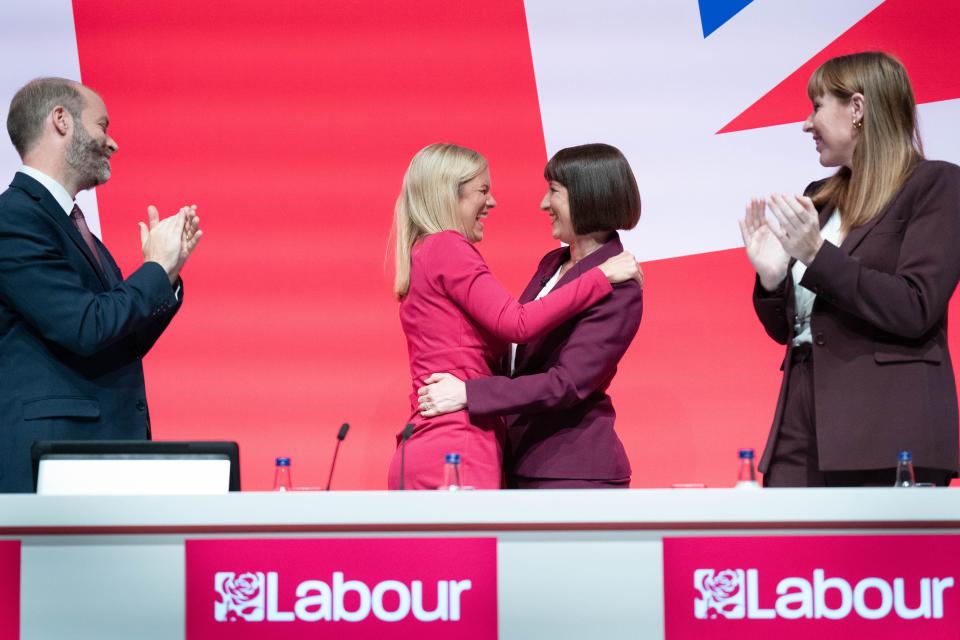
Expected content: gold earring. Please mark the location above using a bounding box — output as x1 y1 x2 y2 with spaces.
854 119 863 129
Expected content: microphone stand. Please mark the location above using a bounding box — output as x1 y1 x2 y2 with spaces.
399 423 414 490
325 423 350 491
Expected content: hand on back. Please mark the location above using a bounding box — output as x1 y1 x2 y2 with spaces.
599 251 643 286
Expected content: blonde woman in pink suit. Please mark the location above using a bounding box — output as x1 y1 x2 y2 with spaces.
387 143 641 490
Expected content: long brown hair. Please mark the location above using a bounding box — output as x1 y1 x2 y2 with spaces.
807 52 923 230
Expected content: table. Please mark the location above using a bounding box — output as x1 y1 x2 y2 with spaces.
2 489 958 639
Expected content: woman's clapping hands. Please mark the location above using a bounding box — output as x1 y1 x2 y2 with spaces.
739 194 824 291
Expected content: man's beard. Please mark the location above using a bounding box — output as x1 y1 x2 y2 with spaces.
65 124 111 191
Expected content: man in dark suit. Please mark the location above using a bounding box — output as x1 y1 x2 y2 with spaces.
0 77 201 492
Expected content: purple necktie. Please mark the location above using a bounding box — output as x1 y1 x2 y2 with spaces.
69 204 104 271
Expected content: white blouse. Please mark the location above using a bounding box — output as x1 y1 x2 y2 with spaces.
510 266 563 375
791 210 843 346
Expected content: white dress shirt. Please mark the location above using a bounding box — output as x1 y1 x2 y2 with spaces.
18 165 74 215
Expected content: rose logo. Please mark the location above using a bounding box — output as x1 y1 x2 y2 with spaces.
693 569 745 619
224 573 259 603
214 572 266 622
702 569 740 602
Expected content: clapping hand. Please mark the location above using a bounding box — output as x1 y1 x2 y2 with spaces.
738 197 790 291
139 204 202 285
179 205 202 271
765 194 823 266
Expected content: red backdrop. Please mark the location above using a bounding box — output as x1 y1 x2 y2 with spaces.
71 0 959 489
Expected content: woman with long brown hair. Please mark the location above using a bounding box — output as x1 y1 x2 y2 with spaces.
739 51 960 487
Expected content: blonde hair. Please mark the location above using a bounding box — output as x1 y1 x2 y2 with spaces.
392 143 487 298
807 51 923 230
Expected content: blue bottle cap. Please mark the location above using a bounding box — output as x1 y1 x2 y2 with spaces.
898 451 912 462
445 453 461 464
275 457 291 466
738 448 755 459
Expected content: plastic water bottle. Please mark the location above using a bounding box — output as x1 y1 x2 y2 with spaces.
441 453 461 491
736 448 759 489
273 457 293 491
894 451 916 487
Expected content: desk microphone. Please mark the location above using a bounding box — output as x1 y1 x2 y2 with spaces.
399 423 414 490
325 423 350 491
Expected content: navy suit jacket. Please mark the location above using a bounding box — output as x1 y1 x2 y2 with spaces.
0 172 181 492
465 233 643 480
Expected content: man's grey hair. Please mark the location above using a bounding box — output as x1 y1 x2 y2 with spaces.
6 77 86 157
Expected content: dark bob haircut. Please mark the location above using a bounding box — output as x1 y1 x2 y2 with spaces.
544 143 640 235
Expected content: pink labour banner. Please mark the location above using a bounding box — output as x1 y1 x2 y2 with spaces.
185 537 497 639
0 540 19 640
663 535 960 639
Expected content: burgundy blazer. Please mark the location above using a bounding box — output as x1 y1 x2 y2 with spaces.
754 160 960 473
465 233 643 480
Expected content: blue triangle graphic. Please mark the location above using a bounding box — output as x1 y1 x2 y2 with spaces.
698 0 754 38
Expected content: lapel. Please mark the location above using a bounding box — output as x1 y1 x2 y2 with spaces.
12 172 110 289
519 247 567 304
94 235 120 286
514 233 623 373
837 177 910 256
817 200 835 229
554 232 622 290
513 248 565 371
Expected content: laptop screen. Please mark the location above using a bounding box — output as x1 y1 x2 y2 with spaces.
32 441 241 494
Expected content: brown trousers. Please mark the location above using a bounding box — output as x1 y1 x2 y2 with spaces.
764 345 952 487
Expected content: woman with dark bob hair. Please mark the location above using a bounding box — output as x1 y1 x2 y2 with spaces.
740 51 960 486
418 143 644 488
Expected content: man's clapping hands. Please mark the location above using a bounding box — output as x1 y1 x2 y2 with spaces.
139 204 202 284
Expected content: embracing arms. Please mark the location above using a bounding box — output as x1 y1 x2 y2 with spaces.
428 231 639 343
418 280 643 418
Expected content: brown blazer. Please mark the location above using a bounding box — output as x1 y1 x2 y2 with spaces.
754 160 960 473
